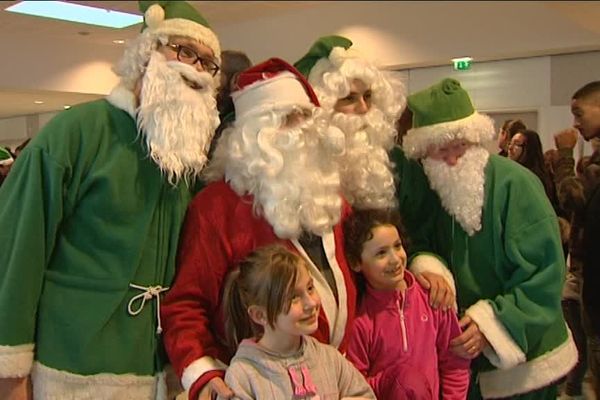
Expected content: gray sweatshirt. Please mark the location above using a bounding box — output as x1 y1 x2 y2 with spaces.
219 336 376 399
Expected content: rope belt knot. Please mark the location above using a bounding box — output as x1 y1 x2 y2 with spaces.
127 283 170 334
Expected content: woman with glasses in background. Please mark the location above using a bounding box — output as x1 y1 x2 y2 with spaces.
508 129 559 207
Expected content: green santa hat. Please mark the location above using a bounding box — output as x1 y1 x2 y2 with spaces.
293 35 405 115
402 78 495 159
139 1 220 58
0 146 14 166
294 35 353 79
113 1 220 88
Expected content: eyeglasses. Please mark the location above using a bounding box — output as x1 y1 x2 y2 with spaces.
509 142 525 148
164 43 220 77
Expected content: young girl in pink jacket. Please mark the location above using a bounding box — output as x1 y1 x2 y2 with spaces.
344 209 470 399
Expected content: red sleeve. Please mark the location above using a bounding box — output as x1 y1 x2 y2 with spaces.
161 182 280 392
161 188 232 387
436 309 471 400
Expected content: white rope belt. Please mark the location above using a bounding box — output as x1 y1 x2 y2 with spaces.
127 283 170 334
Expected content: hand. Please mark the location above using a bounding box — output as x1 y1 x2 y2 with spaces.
198 377 234 400
0 376 33 400
554 128 579 150
449 315 490 359
415 271 455 310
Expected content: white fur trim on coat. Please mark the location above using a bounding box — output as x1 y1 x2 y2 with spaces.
466 300 526 370
181 356 227 391
292 231 348 349
408 252 456 295
478 328 578 398
0 343 34 377
106 84 137 118
31 361 168 400
403 112 495 159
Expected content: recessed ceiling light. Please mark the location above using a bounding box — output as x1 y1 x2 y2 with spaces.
34 100 44 105
5 1 143 29
451 57 473 63
112 39 125 44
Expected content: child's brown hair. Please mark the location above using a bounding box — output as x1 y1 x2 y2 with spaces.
223 244 307 349
343 208 409 299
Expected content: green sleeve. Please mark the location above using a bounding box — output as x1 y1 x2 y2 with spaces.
0 143 67 375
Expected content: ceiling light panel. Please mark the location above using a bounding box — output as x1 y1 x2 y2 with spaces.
5 1 143 28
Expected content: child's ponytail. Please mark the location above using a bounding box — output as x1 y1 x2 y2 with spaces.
224 268 253 350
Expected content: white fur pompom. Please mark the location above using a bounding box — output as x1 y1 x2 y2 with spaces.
329 46 348 67
145 4 165 29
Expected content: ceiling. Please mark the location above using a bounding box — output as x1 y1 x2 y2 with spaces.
0 1 599 119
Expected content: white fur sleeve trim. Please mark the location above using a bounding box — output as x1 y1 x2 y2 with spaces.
0 343 34 377
409 253 456 295
181 356 227 391
31 362 163 399
465 300 526 370
478 328 578 398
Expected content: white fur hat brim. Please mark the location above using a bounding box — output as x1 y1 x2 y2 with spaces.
403 112 495 159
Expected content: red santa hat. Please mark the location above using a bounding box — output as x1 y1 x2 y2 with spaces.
231 58 320 121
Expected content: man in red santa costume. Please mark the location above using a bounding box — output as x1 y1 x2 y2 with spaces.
161 58 355 400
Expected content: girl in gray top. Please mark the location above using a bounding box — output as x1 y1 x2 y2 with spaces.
220 244 375 400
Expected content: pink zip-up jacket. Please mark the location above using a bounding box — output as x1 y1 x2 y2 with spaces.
347 271 470 399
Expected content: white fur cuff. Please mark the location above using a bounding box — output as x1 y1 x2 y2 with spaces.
32 362 163 400
0 343 34 377
465 300 526 370
409 253 456 295
181 356 228 390
478 328 578 398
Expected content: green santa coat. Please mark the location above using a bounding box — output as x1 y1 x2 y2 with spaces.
0 88 197 398
431 154 577 398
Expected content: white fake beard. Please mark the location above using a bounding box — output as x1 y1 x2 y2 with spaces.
422 146 489 236
137 52 220 185
216 111 343 239
331 108 398 209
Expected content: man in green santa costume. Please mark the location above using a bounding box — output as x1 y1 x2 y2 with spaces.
0 1 221 398
403 77 578 399
294 35 455 308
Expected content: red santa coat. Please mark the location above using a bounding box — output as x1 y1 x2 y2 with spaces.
161 180 357 393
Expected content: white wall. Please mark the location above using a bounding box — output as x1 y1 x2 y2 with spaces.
0 111 58 149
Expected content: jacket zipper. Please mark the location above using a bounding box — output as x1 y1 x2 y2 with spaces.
397 297 408 352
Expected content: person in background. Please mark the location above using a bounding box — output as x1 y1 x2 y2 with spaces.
344 208 470 399
554 80 600 398
556 174 588 400
210 50 253 160
508 129 561 215
294 35 455 310
216 50 252 121
0 146 14 187
403 77 577 399
219 244 375 400
161 58 356 400
0 1 221 398
497 118 527 157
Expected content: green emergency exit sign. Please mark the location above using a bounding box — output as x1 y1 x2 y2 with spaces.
452 57 472 71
